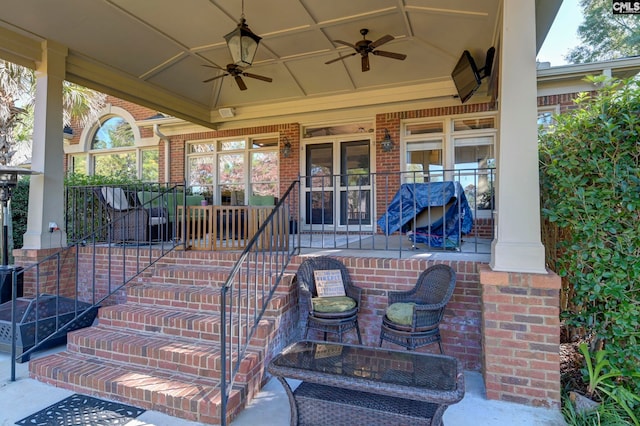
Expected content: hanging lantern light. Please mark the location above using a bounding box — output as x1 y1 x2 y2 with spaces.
224 0 261 67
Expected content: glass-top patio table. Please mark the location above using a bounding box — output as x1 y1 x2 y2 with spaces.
268 340 465 426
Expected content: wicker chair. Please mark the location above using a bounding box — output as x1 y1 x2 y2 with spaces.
379 264 456 353
297 256 362 344
95 187 149 242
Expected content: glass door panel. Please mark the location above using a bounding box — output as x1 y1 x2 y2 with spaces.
340 140 371 225
305 144 334 225
218 152 245 205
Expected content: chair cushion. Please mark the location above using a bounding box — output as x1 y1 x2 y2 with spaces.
102 187 130 211
386 302 416 326
312 296 356 313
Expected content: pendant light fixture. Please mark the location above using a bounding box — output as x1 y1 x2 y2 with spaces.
224 0 262 67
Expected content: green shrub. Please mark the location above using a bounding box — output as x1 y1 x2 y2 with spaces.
9 173 154 248
539 76 640 388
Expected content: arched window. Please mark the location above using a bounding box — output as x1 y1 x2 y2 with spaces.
69 112 159 181
91 116 134 149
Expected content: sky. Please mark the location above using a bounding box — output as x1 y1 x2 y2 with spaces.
537 0 583 66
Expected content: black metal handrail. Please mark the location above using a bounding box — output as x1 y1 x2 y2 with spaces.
7 186 183 380
298 167 495 255
220 180 299 426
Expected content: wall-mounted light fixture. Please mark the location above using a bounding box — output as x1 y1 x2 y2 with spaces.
381 128 394 152
282 137 292 158
63 125 74 140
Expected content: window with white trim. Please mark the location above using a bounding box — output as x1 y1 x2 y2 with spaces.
72 115 159 181
537 105 559 133
186 135 279 205
402 114 496 215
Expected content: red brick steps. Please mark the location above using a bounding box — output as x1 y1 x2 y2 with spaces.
29 351 244 424
28 253 298 425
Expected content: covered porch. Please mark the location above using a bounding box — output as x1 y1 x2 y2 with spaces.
1 1 564 424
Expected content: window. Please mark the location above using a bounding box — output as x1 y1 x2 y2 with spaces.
186 135 279 205
402 114 496 216
73 113 160 181
69 155 87 176
454 137 495 211
537 106 559 133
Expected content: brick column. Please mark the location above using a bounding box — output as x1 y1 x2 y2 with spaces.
479 264 561 407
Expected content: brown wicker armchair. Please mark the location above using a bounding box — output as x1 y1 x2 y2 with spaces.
379 264 456 353
296 256 362 344
95 187 149 242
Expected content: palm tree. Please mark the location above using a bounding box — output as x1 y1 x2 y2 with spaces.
1 60 106 167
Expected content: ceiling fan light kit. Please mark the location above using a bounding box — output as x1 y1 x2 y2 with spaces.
325 28 407 72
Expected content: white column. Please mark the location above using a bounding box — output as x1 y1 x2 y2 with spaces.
490 0 546 273
22 41 68 249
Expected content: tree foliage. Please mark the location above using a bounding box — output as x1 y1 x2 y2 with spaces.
0 59 106 166
539 76 640 386
567 0 640 63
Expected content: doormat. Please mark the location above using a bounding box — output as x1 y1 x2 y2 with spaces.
15 394 145 426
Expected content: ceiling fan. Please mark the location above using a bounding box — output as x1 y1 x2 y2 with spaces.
325 28 407 72
202 63 272 91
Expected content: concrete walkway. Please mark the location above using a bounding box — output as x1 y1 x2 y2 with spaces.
0 346 566 426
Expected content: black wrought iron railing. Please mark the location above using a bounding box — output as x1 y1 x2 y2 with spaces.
220 180 299 426
65 182 197 245
297 167 495 255
6 194 180 380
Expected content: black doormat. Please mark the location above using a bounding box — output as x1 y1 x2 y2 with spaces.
15 394 145 426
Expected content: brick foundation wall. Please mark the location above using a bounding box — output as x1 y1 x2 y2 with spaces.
479 264 561 407
13 248 78 298
287 255 484 371
15 247 561 407
468 217 494 239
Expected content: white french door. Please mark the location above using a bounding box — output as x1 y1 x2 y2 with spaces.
303 138 373 229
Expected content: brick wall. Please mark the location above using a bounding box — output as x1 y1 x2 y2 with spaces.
15 245 561 407
479 265 561 407
468 217 494 239
286 255 484 371
13 248 78 298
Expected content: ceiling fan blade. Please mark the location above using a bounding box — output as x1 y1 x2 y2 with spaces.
361 54 370 72
202 64 225 71
203 74 227 83
370 34 394 48
333 39 356 49
235 75 247 91
243 72 273 83
373 50 407 61
325 52 357 65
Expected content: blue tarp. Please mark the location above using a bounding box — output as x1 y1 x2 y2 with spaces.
377 181 474 248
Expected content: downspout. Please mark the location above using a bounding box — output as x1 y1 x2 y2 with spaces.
154 124 170 183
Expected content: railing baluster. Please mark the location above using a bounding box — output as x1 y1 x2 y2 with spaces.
10 183 183 378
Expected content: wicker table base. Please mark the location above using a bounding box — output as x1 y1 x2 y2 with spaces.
293 381 442 426
269 341 464 426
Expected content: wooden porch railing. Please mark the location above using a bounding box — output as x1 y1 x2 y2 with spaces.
176 205 289 251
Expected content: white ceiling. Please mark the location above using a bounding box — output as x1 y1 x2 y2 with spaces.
0 0 562 128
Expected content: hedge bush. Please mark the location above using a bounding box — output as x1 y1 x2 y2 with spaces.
539 76 640 387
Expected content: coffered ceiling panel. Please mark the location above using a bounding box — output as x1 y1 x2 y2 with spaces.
0 0 562 127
